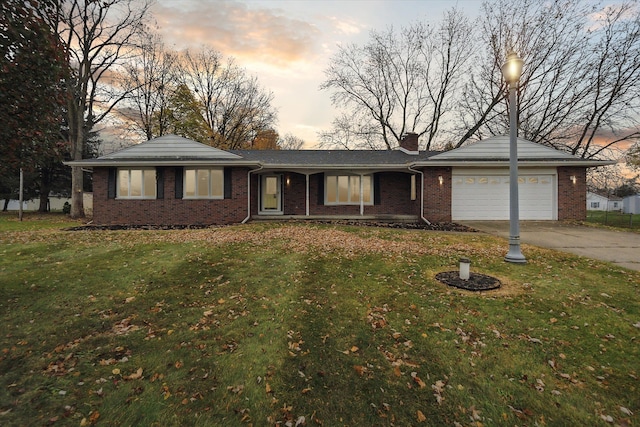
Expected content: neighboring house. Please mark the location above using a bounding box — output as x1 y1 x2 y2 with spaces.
586 191 623 211
623 194 640 214
65 134 610 226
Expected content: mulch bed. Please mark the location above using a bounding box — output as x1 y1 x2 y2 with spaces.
64 224 214 231
64 221 477 232
435 271 501 291
310 220 476 232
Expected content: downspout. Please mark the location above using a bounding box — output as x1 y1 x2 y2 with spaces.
242 165 263 224
408 165 431 225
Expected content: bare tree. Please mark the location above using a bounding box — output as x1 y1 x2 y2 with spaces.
571 2 640 158
178 47 277 149
53 0 151 218
318 111 383 149
456 0 592 147
278 133 305 150
627 142 640 170
218 72 278 149
121 30 178 141
457 0 640 159
320 8 474 150
588 163 629 194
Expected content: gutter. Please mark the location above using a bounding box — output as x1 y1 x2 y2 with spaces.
415 159 614 168
63 160 261 168
242 165 263 224
408 165 431 225
250 164 413 171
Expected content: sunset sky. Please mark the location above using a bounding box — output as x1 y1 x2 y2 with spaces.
149 0 484 147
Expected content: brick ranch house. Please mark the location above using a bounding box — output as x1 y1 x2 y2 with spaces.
66 133 610 226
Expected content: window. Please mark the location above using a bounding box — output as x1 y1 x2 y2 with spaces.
325 175 372 205
117 168 156 199
591 202 600 208
184 168 223 199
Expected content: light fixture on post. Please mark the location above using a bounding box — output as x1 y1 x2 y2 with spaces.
502 51 526 264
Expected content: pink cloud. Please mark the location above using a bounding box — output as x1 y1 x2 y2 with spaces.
151 1 321 67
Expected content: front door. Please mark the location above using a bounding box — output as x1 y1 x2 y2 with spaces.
260 175 282 214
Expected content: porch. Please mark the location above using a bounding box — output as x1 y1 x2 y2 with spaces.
249 214 423 223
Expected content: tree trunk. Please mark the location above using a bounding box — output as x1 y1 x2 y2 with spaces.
69 101 85 218
70 165 84 217
38 188 50 213
38 193 49 212
38 168 52 212
2 199 8 212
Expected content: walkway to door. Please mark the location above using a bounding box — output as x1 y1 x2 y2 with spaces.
460 221 640 271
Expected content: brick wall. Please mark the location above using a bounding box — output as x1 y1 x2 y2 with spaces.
283 172 307 215
304 172 420 217
557 167 587 220
422 167 452 222
93 165 586 225
93 167 250 225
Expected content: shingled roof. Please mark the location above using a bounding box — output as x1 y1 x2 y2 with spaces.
229 149 436 170
66 134 611 169
100 134 242 161
426 135 611 167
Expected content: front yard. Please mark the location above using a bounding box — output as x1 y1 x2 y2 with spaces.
1 214 638 426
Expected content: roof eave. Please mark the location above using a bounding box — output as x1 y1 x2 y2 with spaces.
64 160 262 168
413 159 615 167
257 163 413 170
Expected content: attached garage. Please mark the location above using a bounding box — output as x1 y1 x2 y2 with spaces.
425 136 611 221
451 168 557 220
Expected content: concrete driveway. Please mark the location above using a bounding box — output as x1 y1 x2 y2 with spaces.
460 221 640 271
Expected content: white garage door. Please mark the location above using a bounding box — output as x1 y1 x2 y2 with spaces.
452 172 556 220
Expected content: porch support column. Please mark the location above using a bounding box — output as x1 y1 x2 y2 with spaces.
359 173 364 216
305 174 310 216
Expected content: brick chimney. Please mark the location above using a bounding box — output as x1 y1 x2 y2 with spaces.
399 133 419 153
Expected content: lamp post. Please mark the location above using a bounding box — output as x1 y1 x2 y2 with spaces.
502 51 526 264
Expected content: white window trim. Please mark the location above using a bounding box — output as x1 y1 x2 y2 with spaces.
117 168 156 199
183 167 224 199
325 174 373 206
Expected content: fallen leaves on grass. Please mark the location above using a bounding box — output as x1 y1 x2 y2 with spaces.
411 372 427 388
227 384 244 395
125 367 143 380
367 305 389 329
27 224 503 264
111 317 139 335
620 406 634 416
44 352 77 376
432 380 446 405
79 410 100 426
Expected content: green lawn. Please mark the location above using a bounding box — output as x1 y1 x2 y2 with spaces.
586 210 640 231
1 215 639 426
0 212 80 231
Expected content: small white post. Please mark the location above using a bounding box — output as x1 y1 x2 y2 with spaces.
459 258 470 281
19 168 24 222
